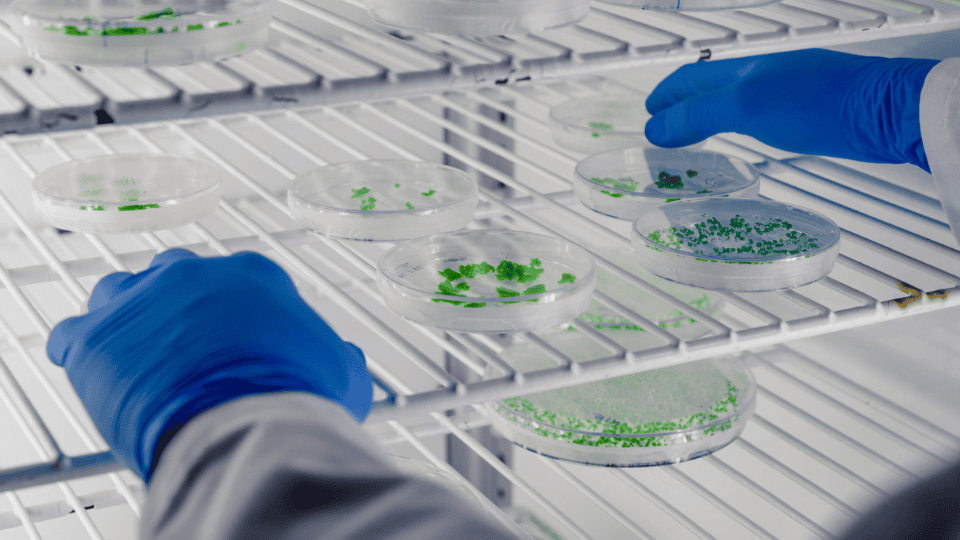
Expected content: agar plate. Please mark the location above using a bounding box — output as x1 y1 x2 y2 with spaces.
486 334 756 467
32 154 222 234
549 95 705 155
377 230 596 333
574 148 760 220
595 0 781 10
363 0 590 36
632 198 841 291
10 0 269 66
288 160 478 242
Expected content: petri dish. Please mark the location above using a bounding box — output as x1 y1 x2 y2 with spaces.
485 334 756 467
377 230 596 333
10 0 269 66
32 153 222 234
288 160 479 242
363 0 590 36
549 95 705 155
594 0 782 10
632 198 841 292
574 147 760 220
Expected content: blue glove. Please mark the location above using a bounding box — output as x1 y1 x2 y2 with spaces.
47 248 372 482
644 49 939 172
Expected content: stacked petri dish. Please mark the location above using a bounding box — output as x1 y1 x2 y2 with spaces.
486 333 757 467
363 0 591 36
10 0 269 66
594 0 783 10
32 154 222 234
288 160 479 242
632 198 841 291
377 230 596 333
574 147 760 220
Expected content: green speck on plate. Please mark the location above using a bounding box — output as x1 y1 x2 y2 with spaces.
421 189 436 197
118 204 160 212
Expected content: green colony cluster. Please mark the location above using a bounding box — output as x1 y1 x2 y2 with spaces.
44 8 242 36
432 258 577 308
593 169 700 200
77 175 160 212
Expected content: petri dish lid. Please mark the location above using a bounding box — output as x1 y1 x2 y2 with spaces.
486 333 757 467
574 148 760 220
549 94 705 154
32 153 222 234
632 198 841 291
10 0 270 66
288 160 479 242
594 0 782 10
377 229 597 333
363 0 591 36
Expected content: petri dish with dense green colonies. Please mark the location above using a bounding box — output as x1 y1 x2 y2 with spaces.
363 0 590 36
632 198 841 291
10 0 269 65
288 160 479 242
549 94 706 155
485 333 756 467
574 148 760 220
32 153 222 234
377 230 596 333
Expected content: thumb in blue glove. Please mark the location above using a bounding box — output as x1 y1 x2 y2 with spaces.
47 248 372 482
644 49 939 172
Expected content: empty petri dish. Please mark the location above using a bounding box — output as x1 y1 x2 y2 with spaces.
363 0 590 36
377 230 596 333
486 334 756 467
632 198 841 292
594 0 781 10
574 148 760 220
10 0 269 66
549 95 706 155
288 160 479 242
32 154 222 234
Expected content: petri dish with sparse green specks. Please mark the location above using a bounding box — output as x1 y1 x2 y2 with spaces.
32 154 222 234
377 230 596 333
632 198 841 291
485 333 756 467
9 0 269 66
574 148 760 220
288 160 478 242
363 0 589 36
549 95 706 155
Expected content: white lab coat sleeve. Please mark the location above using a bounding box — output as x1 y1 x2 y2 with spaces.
138 392 522 540
920 57 960 248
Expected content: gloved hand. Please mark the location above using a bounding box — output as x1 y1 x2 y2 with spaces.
644 49 940 172
47 248 372 482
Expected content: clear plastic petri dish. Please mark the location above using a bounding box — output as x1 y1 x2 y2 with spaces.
32 154 222 234
10 0 269 66
549 95 706 155
377 230 597 333
594 0 782 10
632 198 841 292
288 160 479 242
485 334 756 467
574 148 760 220
363 0 590 36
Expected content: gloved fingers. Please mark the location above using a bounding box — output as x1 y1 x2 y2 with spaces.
88 272 134 312
231 251 295 288
645 88 740 148
645 56 765 116
47 315 86 367
149 247 200 269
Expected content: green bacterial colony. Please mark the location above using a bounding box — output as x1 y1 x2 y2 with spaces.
44 8 242 36
588 121 613 138
569 294 711 332
350 184 435 211
77 175 160 212
593 169 700 200
498 378 740 448
646 215 820 263
432 258 576 308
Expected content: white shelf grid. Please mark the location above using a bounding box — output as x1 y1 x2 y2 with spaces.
0 0 959 133
0 73 957 538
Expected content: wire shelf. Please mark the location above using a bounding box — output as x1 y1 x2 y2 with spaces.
0 70 957 538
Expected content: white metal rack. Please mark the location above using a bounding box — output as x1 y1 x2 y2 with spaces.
0 25 957 540
0 0 958 133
